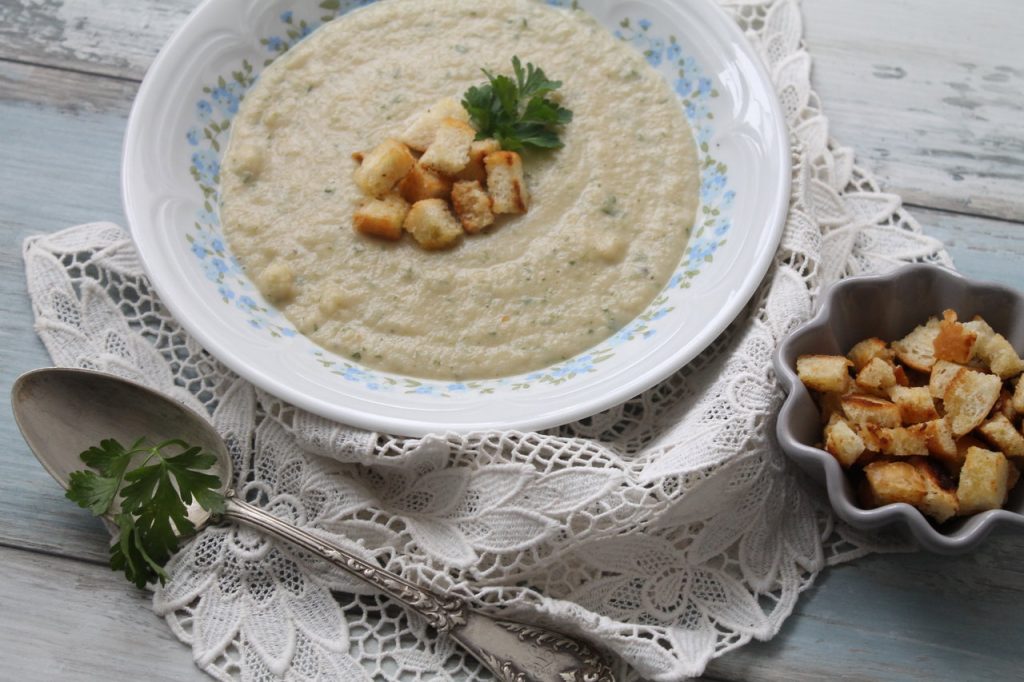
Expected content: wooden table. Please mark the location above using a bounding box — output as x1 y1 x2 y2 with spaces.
2 1 1022 679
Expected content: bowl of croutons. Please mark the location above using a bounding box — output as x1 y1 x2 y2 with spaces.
774 263 1024 553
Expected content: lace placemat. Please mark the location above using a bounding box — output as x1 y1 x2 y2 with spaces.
22 0 950 679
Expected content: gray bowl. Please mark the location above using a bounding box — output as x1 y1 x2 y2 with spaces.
774 263 1024 553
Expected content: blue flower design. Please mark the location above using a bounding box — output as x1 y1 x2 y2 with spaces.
638 19 652 30
196 99 213 122
211 85 240 115
186 127 201 145
667 42 681 62
714 220 731 237
448 383 468 392
697 77 713 96
266 36 285 52
674 77 693 97
211 237 225 252
689 239 718 262
237 295 258 311
280 10 293 22
218 285 235 300
281 327 297 337
191 150 220 183
412 385 434 395
191 242 208 259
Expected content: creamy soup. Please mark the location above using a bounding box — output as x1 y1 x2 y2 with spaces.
221 0 698 380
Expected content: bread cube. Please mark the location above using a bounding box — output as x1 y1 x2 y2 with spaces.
887 385 939 424
419 118 476 175
965 318 1024 379
956 446 1010 514
932 309 978 364
451 180 495 234
353 139 416 198
909 458 959 523
924 419 959 461
943 367 1002 437
1013 377 1024 414
892 317 941 372
398 163 453 203
797 355 852 393
817 390 847 425
485 151 530 214
847 337 893 372
399 97 470 152
994 389 1017 422
841 394 901 427
824 418 865 468
1009 463 1021 492
978 413 1024 457
403 199 462 250
929 360 965 399
353 194 410 241
457 139 502 183
860 424 930 456
855 357 898 393
862 461 927 508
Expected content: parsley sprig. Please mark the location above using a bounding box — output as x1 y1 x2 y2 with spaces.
66 438 225 588
461 56 573 151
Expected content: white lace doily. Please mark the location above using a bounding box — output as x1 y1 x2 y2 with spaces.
23 0 952 679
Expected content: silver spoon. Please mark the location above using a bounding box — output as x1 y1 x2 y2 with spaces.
11 367 616 682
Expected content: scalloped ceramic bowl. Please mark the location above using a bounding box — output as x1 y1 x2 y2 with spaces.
122 0 790 436
774 264 1024 553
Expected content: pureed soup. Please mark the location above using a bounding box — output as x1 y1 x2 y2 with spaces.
220 0 698 380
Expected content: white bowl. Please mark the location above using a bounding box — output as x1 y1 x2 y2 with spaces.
122 0 790 436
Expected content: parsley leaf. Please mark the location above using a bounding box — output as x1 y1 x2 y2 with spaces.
461 56 573 151
66 437 225 589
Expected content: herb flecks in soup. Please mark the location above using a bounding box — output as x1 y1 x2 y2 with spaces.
220 0 699 380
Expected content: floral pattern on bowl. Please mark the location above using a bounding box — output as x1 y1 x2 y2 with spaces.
184 0 735 396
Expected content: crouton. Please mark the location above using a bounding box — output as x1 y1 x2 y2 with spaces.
824 418 865 468
1014 377 1024 414
399 97 470 152
402 199 462 250
398 163 453 203
965 318 1024 379
797 355 852 394
457 139 502 183
1009 463 1021 492
451 180 495 234
929 360 965 399
994 389 1017 422
817 390 848 424
847 337 893 372
841 394 902 427
485 151 530 214
859 424 930 456
419 118 476 175
943 367 1002 437
908 458 959 523
892 317 941 372
353 194 410 241
862 461 927 508
978 413 1024 457
893 364 910 387
856 357 898 393
932 309 977 364
957 446 1010 514
924 419 959 464
887 385 939 424
353 139 416 198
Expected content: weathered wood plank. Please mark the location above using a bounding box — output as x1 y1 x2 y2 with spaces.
0 544 207 681
804 0 1024 222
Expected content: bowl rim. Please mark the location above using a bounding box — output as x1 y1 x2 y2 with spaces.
121 0 792 436
773 262 1024 553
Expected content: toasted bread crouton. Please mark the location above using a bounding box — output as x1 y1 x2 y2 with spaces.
353 139 416 198
964 318 1024 379
957 446 1010 514
929 360 965 399
419 118 476 175
893 364 910 387
451 180 495 234
943 368 1002 437
353 194 410 241
856 357 898 393
485 151 530 214
888 385 939 424
1009 463 1021 492
457 139 502 183
978 413 1024 457
1013 377 1024 414
892 317 941 372
847 337 893 372
924 419 959 462
994 389 1017 422
933 309 978 364
862 461 927 508
403 199 462 250
841 394 902 427
908 458 959 523
860 424 930 456
817 390 848 424
825 418 866 468
399 97 470 152
398 163 453 203
797 355 852 393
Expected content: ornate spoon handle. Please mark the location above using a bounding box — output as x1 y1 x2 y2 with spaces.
221 493 616 682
